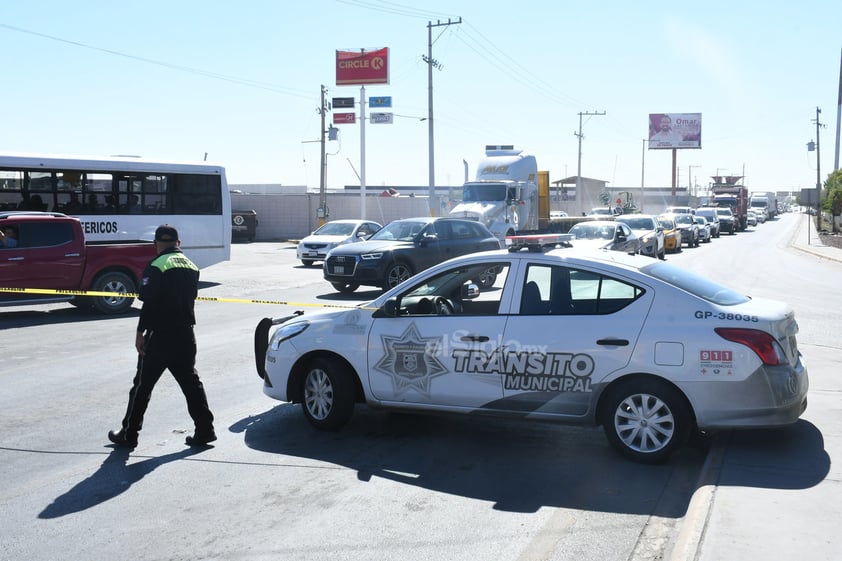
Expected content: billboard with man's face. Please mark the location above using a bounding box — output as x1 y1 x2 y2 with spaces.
648 113 702 149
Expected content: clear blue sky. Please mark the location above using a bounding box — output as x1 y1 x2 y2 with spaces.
2 0 841 195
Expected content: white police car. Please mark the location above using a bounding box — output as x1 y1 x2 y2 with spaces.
255 240 808 463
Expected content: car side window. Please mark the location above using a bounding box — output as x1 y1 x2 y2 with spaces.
18 222 75 248
521 264 577 315
569 269 645 314
398 262 510 316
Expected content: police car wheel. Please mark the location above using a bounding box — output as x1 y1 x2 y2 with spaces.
300 357 355 431
601 379 691 464
91 271 136 314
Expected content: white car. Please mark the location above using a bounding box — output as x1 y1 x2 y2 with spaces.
746 210 758 227
615 214 666 259
296 219 382 266
255 247 808 463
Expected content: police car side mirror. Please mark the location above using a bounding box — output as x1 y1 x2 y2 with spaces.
461 283 480 300
382 298 400 317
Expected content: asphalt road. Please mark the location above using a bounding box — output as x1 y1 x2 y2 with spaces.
0 212 835 561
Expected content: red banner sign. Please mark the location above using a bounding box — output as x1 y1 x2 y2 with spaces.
336 48 389 86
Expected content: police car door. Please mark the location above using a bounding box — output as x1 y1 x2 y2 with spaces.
367 261 512 409
500 262 652 418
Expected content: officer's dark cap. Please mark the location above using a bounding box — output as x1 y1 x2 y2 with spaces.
154 224 179 242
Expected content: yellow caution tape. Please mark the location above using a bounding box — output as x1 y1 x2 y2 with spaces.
0 286 359 309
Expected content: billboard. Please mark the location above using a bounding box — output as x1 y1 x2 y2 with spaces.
648 113 702 149
336 48 389 86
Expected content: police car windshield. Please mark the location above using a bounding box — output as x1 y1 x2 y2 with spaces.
643 262 749 305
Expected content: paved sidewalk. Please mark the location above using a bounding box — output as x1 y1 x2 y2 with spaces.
669 213 842 561
789 213 842 263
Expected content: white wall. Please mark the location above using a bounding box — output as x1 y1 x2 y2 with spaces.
231 192 439 240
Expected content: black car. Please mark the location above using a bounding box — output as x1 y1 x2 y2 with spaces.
323 217 502 293
714 207 737 235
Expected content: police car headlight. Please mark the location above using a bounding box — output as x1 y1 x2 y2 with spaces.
361 252 383 260
270 321 310 350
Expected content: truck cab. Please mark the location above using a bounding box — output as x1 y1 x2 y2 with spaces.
449 146 539 240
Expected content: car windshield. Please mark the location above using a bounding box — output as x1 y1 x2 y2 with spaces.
716 209 732 217
674 214 694 225
618 217 654 230
370 220 427 241
657 217 675 229
569 223 615 240
643 261 750 305
313 222 355 236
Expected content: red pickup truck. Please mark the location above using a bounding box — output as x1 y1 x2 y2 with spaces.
0 212 157 314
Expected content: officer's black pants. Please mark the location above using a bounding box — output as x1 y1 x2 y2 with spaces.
120 328 214 438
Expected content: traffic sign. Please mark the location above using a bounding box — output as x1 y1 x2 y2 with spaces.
370 112 393 124
332 97 355 108
370 96 392 108
334 113 356 124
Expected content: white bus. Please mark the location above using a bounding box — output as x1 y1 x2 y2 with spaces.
0 152 231 269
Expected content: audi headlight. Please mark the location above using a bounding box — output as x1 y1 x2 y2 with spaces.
270 321 310 350
361 252 383 260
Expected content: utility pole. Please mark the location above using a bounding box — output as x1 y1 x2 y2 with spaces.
318 85 328 226
574 110 605 215
812 107 825 231
424 17 461 216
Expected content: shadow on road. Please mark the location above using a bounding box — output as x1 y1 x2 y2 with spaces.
231 404 711 515
38 446 208 519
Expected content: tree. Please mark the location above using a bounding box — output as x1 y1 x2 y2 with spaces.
824 169 842 233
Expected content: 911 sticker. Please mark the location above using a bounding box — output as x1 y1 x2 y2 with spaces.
700 350 733 376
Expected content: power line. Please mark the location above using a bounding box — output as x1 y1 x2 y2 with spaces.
0 23 312 99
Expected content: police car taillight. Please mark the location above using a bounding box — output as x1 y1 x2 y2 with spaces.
715 328 787 366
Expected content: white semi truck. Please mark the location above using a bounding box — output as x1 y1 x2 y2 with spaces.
449 146 543 240
749 191 778 220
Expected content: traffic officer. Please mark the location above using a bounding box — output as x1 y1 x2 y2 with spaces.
109 224 215 448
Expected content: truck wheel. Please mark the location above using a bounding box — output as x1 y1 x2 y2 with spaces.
300 357 355 431
601 378 691 463
91 271 136 314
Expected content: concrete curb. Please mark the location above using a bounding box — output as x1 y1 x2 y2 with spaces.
667 433 727 561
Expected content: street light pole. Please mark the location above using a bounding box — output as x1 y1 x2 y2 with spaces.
688 165 701 198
